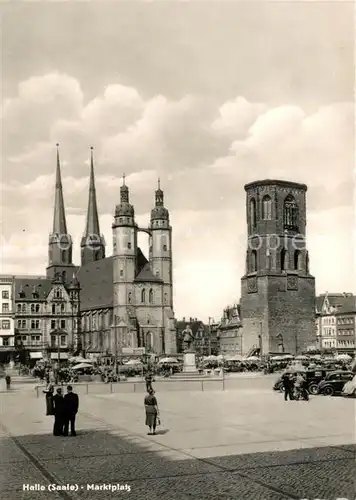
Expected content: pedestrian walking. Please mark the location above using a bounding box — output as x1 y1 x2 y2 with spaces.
63 385 79 436
144 388 159 435
52 387 65 436
281 372 294 401
43 384 55 415
5 375 11 391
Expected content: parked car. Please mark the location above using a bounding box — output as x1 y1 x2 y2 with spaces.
317 371 354 396
273 369 334 394
341 375 356 398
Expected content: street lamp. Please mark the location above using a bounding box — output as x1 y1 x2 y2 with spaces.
208 317 214 356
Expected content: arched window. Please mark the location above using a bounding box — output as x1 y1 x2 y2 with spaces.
281 248 288 271
141 289 146 303
149 289 153 304
262 195 272 220
61 250 67 263
250 198 257 228
294 250 301 270
283 194 299 230
31 304 35 313
164 293 168 304
145 331 153 351
17 304 22 313
52 304 56 314
251 250 257 272
128 292 132 304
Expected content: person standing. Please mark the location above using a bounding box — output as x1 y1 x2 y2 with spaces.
144 388 159 435
43 384 54 415
5 375 11 391
63 385 79 436
281 372 294 401
52 387 65 436
145 370 153 392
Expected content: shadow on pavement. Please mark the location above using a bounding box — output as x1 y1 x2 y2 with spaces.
0 428 355 500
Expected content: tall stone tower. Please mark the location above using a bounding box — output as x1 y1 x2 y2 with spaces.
112 177 137 325
240 179 315 355
81 147 105 265
149 180 173 308
46 144 75 282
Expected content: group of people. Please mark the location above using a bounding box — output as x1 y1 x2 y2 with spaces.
281 372 309 401
43 384 79 436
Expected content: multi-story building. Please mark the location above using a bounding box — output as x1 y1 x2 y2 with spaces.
240 180 316 355
316 292 356 352
0 275 15 363
217 305 243 356
13 274 80 363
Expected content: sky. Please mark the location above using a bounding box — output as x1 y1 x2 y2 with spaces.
0 1 355 321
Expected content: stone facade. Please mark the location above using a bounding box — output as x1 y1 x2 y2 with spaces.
240 179 316 355
0 275 15 361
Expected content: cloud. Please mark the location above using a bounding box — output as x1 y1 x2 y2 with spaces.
1 72 355 318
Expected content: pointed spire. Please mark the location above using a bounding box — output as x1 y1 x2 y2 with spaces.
155 177 164 207
84 147 100 237
52 143 68 234
120 173 129 203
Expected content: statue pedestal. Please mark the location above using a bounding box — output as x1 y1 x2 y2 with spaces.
183 352 198 373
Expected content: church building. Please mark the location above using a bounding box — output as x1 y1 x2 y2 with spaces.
240 179 316 355
13 146 176 359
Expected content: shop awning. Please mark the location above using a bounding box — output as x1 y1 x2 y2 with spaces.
50 353 69 360
30 352 43 359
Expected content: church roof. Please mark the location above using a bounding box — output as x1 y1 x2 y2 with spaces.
134 262 162 283
136 247 148 275
77 257 113 311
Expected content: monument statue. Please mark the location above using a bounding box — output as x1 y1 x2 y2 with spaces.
182 325 195 352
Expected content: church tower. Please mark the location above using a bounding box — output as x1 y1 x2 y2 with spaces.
149 179 173 308
112 176 137 325
240 179 315 355
81 147 105 265
46 144 75 282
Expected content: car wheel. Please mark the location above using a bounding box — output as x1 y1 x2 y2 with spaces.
323 386 334 396
308 383 318 395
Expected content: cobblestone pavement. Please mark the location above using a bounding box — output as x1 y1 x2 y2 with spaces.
0 388 355 500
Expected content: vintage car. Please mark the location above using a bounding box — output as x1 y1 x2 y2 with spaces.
341 374 356 398
317 370 354 396
273 369 334 394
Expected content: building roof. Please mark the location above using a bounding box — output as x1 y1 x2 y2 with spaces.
136 247 148 275
316 293 356 314
14 277 53 301
134 262 162 283
77 257 113 311
244 179 307 191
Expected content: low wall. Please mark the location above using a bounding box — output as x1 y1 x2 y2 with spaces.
35 375 273 398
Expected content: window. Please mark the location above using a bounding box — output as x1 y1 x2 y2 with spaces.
17 304 22 313
51 320 56 330
164 293 168 304
51 335 56 347
55 288 62 299
1 320 10 329
2 303 9 313
250 250 257 272
141 289 146 303
2 337 9 347
120 270 124 277
250 198 257 228
149 289 154 304
60 335 66 346
18 320 26 329
31 320 40 330
283 194 299 230
163 244 167 251
128 292 132 304
281 248 288 271
127 242 132 249
262 195 272 220
2 290 9 299
61 250 67 263
60 320 66 329
31 304 35 313
294 250 301 270
61 303 65 313
35 304 40 313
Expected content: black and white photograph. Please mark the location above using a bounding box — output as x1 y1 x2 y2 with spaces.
0 1 355 499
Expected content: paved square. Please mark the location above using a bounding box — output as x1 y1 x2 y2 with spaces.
0 387 355 499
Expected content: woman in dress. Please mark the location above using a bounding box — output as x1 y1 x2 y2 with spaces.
144 388 159 435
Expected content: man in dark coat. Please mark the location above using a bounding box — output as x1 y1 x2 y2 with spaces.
52 387 65 436
281 372 294 401
63 385 79 436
